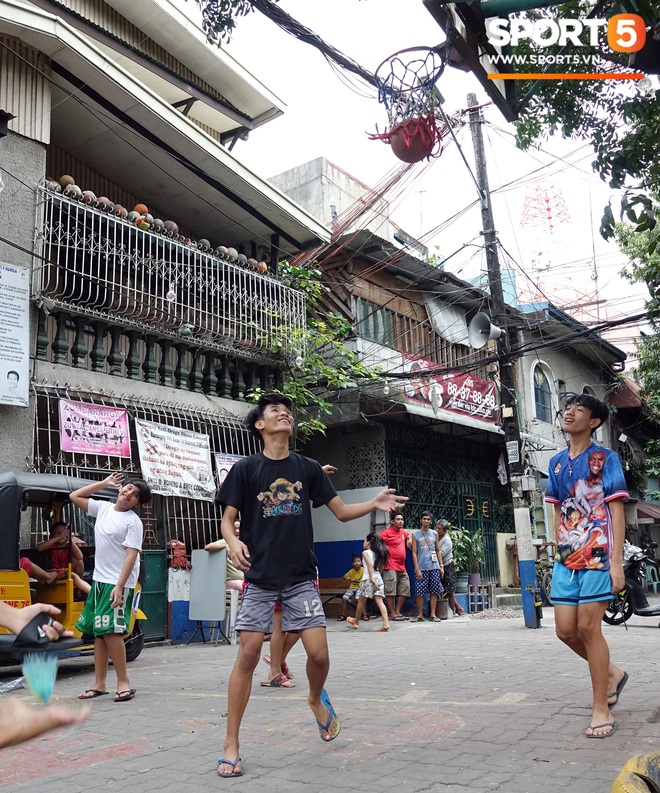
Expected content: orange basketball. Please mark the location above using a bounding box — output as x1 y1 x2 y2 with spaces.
134 203 149 214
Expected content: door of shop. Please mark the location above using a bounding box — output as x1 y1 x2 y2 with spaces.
457 481 497 581
137 496 167 640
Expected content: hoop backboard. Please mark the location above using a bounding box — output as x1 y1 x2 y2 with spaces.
424 0 519 122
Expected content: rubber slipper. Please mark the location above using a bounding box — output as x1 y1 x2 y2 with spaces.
336 615 347 621
260 673 295 688
378 626 390 632
410 616 425 623
391 615 405 621
346 617 359 629
608 671 629 707
586 721 617 738
79 689 109 699
114 688 136 702
262 654 293 679
316 688 340 742
217 756 243 778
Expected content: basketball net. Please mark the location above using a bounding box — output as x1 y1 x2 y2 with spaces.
369 46 447 162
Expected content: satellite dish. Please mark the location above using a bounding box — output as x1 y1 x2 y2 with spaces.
468 312 505 349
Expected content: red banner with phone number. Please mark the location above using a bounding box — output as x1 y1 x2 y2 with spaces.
402 354 498 423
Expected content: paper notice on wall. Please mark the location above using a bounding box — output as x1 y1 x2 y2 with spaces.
215 453 243 490
0 263 30 407
136 418 215 501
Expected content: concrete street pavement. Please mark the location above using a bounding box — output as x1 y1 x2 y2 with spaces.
1 605 659 792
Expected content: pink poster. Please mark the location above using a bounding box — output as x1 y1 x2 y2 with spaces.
59 399 131 457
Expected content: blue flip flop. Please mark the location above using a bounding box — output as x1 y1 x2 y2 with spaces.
217 757 243 778
608 671 629 707
316 688 340 742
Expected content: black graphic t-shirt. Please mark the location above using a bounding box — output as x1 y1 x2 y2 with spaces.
217 452 337 587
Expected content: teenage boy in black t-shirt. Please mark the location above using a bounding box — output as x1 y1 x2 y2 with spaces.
215 393 408 779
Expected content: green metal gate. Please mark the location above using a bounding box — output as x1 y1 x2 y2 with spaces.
457 481 497 581
385 425 510 582
137 495 168 641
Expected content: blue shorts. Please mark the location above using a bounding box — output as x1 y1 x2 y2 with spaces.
235 580 326 633
550 563 612 606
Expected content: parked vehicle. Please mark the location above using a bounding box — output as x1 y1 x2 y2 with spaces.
603 540 660 627
0 471 146 661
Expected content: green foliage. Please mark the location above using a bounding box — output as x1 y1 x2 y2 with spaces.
513 1 660 252
618 192 660 312
192 0 264 44
248 261 377 445
617 199 660 492
450 525 485 574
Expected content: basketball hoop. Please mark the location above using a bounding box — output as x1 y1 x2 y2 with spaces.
368 46 446 163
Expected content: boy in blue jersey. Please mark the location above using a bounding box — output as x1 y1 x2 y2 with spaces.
545 394 628 739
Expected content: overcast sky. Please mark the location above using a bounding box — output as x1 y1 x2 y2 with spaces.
218 0 650 362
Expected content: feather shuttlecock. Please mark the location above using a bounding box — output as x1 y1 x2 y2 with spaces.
22 653 58 704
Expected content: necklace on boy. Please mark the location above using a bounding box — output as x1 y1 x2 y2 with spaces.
567 448 588 476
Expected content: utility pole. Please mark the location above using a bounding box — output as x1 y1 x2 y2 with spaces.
467 93 539 628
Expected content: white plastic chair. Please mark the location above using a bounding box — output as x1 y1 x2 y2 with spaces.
211 589 239 646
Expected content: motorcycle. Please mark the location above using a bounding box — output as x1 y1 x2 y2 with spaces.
603 540 660 627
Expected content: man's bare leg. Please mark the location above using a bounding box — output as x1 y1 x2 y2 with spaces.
386 594 396 617
266 610 299 683
299 627 338 741
104 633 131 697
79 636 109 697
218 630 264 777
555 603 623 735
396 595 407 617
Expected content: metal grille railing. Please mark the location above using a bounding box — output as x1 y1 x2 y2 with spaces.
33 187 306 360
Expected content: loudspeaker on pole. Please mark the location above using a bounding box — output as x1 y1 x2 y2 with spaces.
468 312 505 349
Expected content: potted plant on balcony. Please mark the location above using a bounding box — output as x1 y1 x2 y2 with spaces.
451 525 486 588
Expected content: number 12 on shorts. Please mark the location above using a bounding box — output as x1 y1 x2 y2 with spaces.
303 599 323 617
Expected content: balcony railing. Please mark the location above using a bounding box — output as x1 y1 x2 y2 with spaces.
33 187 305 362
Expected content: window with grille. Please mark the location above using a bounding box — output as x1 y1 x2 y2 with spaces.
357 298 393 347
534 365 553 424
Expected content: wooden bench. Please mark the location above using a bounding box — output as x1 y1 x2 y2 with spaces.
318 578 349 607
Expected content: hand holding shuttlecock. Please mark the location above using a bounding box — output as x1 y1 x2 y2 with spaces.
11 613 83 704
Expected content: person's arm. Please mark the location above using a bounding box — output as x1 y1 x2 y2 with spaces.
0 602 69 641
36 536 58 552
326 488 408 522
109 547 139 608
322 464 337 475
609 498 626 593
71 572 91 594
411 535 422 579
70 472 124 513
220 505 251 572
205 539 228 552
435 535 444 576
70 540 83 563
0 699 90 749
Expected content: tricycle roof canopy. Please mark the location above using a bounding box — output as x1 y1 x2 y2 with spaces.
0 471 116 570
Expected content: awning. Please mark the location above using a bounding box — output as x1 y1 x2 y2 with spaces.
637 502 660 523
404 400 504 436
